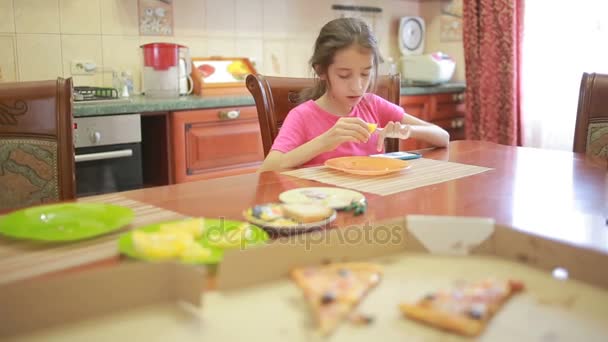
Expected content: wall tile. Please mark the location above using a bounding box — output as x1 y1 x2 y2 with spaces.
174 0 205 37
289 0 334 36
174 37 208 58
14 0 60 33
139 36 176 46
4 0 458 83
287 38 314 78
206 0 234 36
235 38 263 72
235 0 262 38
17 33 62 81
263 39 286 76
100 0 138 35
0 0 15 33
102 35 141 91
60 0 101 34
61 34 103 86
263 0 289 39
207 36 235 57
0 35 17 81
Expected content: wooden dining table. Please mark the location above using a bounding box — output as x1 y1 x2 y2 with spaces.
118 140 607 247
2 140 607 280
2 140 607 342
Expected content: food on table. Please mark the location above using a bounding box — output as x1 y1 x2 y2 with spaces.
159 217 205 238
132 217 212 262
132 230 194 261
281 203 334 223
243 201 337 235
179 242 213 263
244 203 335 227
399 278 525 337
290 262 383 336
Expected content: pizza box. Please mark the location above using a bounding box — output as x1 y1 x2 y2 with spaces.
207 215 608 341
0 262 206 341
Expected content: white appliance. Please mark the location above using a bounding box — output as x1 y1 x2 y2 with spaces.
178 57 193 95
400 52 456 85
398 16 456 85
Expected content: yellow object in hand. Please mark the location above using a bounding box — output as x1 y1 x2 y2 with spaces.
159 218 205 238
132 230 194 260
366 123 377 133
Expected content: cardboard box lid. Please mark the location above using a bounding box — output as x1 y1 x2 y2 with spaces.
217 215 608 291
0 261 205 338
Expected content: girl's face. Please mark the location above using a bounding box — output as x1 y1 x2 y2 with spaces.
321 44 374 113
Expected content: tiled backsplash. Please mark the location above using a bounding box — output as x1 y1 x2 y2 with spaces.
0 0 464 90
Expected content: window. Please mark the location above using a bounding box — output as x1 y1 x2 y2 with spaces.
522 1 608 151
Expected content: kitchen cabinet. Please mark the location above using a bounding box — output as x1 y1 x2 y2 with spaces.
170 106 264 183
399 91 466 150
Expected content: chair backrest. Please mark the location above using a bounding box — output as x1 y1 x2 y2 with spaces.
246 74 401 157
574 72 608 159
0 78 75 211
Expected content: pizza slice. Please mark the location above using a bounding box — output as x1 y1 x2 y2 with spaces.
399 278 524 337
290 262 383 336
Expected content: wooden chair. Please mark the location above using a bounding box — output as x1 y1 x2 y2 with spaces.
0 78 75 211
246 74 401 157
573 72 608 159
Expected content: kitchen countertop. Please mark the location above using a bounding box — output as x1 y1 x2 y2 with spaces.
73 82 466 117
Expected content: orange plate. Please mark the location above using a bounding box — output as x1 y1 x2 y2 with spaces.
324 156 410 176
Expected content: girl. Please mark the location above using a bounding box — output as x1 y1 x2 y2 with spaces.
259 18 449 172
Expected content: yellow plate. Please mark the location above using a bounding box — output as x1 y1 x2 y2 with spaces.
324 156 410 176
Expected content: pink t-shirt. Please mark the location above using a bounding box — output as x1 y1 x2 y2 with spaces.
270 93 404 167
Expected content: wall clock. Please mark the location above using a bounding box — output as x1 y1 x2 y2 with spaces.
399 16 425 55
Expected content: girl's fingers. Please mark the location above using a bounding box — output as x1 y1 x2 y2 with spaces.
376 135 384 151
335 127 368 143
338 122 370 142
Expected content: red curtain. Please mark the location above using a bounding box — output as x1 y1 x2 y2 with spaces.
463 0 524 145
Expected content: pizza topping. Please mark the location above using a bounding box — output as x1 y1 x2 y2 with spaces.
369 273 381 284
423 293 436 301
350 313 375 325
337 268 351 277
321 291 336 305
467 303 487 320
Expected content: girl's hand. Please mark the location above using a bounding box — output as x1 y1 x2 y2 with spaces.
318 117 371 152
376 121 412 151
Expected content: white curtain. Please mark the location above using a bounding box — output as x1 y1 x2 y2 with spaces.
522 1 608 151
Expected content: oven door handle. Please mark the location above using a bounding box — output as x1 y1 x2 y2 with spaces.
75 149 133 163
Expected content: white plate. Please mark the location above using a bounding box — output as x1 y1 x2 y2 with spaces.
278 187 365 209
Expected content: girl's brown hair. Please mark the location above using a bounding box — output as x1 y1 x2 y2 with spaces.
299 17 381 103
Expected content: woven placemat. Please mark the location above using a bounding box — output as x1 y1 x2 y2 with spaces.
0 194 186 285
281 158 492 196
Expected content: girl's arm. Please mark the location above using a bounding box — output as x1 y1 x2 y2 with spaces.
258 138 327 172
259 117 371 172
375 111 449 151
401 112 450 147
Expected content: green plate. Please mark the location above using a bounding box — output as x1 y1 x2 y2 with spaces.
0 203 134 242
118 218 269 265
